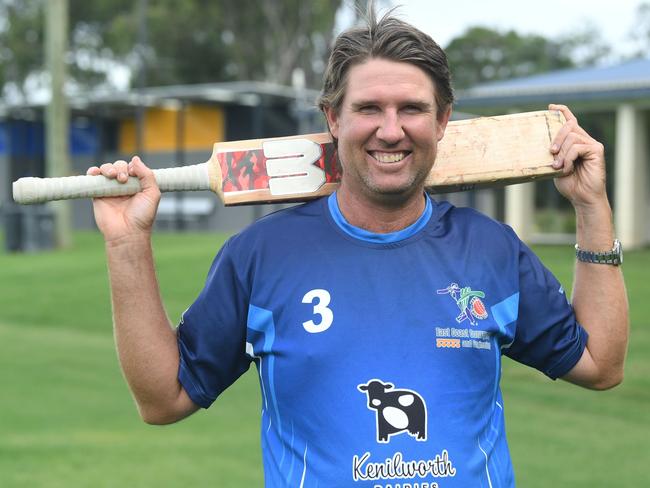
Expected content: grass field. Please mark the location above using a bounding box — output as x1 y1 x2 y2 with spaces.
1 232 648 487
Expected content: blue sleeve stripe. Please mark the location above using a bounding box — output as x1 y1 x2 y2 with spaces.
248 304 276 353
490 293 520 334
247 305 284 449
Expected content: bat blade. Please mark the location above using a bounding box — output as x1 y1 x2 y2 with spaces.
211 110 565 205
12 110 565 206
427 110 565 192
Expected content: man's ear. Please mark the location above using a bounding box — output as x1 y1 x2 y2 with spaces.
324 106 340 140
436 106 452 142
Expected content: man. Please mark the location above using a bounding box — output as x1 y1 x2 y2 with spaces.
88 10 628 487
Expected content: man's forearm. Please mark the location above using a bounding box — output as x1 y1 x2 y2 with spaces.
106 235 193 422
570 198 629 388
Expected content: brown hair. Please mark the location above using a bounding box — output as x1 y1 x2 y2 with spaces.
318 6 454 119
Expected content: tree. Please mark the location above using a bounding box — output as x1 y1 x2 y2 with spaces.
0 0 344 101
444 26 610 90
92 1 233 87
0 0 44 102
559 22 612 67
218 0 341 86
630 2 650 58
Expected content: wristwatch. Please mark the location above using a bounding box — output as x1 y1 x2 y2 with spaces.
575 239 623 266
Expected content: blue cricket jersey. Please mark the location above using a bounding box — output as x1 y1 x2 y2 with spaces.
177 193 587 487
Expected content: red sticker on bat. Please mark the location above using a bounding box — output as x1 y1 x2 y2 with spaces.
216 139 340 195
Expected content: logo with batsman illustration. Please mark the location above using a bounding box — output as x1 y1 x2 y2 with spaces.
437 282 488 325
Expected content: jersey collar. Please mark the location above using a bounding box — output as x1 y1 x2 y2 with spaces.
327 192 432 244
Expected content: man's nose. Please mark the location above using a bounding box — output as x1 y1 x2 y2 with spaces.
376 111 404 145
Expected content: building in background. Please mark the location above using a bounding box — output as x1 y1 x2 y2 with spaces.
456 57 650 249
2 59 649 250
0 80 485 243
0 81 325 241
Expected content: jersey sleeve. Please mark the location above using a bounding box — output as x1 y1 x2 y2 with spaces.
176 237 252 408
504 231 588 380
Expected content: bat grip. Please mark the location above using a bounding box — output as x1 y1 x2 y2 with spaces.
13 163 211 204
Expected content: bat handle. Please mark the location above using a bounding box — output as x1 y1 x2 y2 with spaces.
13 163 211 204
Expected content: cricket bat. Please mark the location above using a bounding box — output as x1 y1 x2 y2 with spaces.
12 110 565 206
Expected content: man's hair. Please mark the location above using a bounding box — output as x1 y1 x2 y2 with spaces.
318 7 454 118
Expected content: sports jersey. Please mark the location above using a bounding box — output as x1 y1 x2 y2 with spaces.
177 192 587 488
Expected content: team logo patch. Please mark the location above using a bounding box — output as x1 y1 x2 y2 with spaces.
437 282 488 325
358 380 427 443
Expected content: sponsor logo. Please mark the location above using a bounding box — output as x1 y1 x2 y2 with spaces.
353 381 458 486
358 380 427 443
437 283 488 325
352 450 456 484
435 283 493 351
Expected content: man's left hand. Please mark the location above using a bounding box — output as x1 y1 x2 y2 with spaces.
549 104 608 209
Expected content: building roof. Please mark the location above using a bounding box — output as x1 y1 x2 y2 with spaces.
457 58 650 111
74 81 321 108
0 81 321 117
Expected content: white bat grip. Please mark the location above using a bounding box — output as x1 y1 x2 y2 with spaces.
13 163 211 204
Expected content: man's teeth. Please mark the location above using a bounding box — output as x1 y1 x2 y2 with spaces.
372 152 407 163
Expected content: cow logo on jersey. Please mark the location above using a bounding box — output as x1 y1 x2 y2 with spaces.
358 380 427 443
437 282 488 325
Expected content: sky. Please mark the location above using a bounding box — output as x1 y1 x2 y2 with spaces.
350 0 645 60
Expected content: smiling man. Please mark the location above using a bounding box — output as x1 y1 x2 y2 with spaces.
325 58 450 232
88 7 628 488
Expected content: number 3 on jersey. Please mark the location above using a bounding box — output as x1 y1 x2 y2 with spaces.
302 289 333 333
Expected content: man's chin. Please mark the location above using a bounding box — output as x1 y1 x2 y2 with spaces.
363 182 424 204
366 175 425 196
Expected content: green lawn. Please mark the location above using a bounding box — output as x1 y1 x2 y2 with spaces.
1 232 648 487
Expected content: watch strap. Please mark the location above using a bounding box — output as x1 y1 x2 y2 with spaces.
575 239 622 266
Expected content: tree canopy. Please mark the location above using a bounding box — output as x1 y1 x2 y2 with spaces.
0 0 342 101
444 25 611 90
630 1 650 57
0 1 648 100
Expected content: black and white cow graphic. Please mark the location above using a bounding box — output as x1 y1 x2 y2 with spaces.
358 379 427 443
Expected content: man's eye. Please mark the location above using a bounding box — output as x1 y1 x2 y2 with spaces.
403 105 423 113
358 105 379 113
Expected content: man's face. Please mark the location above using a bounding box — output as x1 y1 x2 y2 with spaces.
325 58 451 204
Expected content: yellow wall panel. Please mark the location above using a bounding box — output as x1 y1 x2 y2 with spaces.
119 104 225 153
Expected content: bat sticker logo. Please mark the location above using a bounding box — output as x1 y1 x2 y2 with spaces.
264 139 326 195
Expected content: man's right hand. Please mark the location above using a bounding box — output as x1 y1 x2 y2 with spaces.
86 156 161 244
89 156 197 423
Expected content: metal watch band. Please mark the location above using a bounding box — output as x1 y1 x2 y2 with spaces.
575 239 622 266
